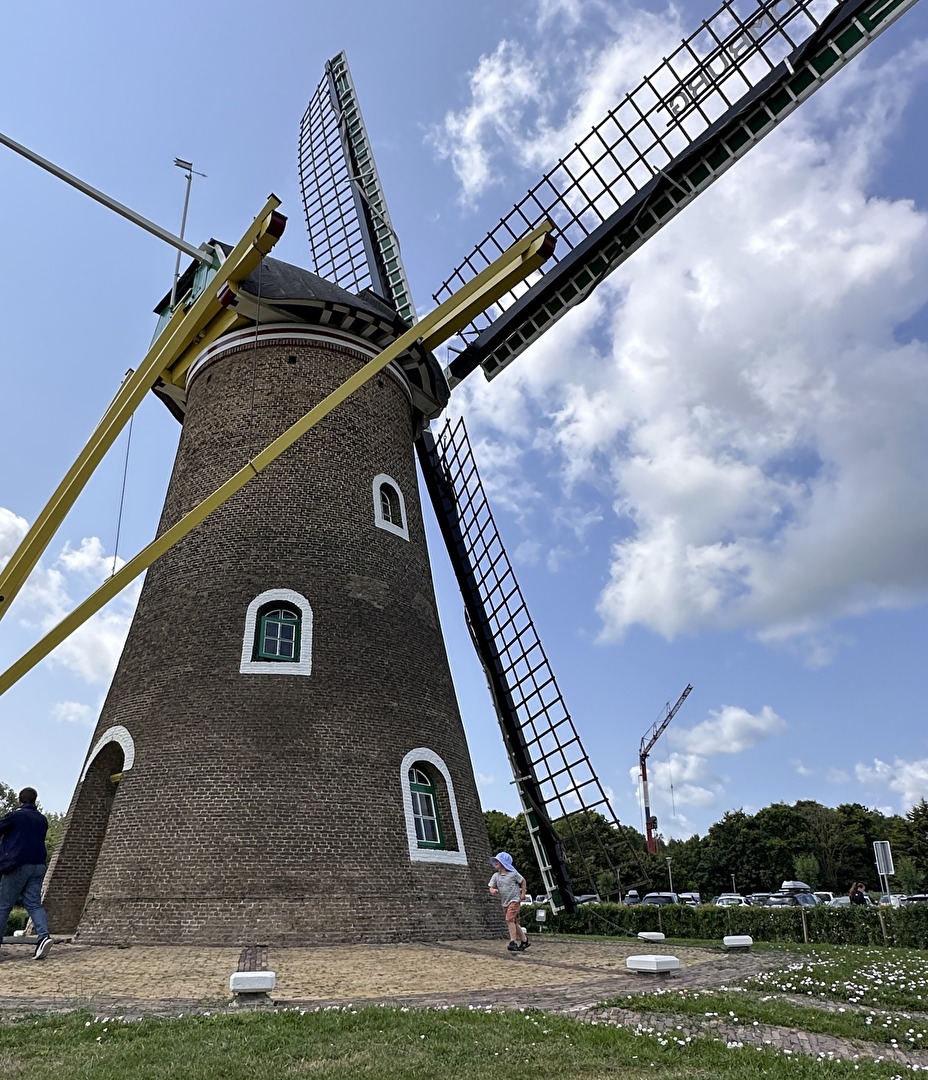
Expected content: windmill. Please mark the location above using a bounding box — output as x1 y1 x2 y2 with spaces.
0 0 919 944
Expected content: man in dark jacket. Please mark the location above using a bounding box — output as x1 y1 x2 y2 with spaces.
0 787 52 959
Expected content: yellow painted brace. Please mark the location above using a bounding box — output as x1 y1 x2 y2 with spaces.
0 195 285 623
0 220 555 698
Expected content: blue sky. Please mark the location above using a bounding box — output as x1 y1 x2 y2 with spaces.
1 0 926 842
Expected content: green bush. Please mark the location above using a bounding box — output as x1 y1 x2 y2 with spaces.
4 907 28 936
531 899 928 949
806 906 887 946
887 903 928 949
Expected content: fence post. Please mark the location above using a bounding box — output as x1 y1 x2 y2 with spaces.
877 907 889 946
800 907 809 944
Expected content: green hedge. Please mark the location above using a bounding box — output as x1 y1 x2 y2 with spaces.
529 901 928 949
3 907 28 937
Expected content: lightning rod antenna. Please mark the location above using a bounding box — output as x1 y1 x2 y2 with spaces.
170 158 208 310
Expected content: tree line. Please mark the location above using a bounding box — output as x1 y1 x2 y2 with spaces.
486 798 928 901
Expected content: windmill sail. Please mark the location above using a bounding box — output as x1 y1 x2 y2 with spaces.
299 51 416 323
435 0 920 383
418 418 650 910
299 53 605 904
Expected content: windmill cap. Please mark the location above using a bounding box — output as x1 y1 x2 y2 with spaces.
491 852 516 873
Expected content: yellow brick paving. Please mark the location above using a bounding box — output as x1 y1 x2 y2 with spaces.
1 937 923 1068
0 937 718 1008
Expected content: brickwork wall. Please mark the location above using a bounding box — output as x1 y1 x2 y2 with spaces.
43 742 124 933
45 327 497 945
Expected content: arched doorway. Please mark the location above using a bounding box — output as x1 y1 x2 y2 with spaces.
42 735 129 934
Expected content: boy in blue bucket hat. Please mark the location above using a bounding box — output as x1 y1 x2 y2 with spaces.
488 852 530 953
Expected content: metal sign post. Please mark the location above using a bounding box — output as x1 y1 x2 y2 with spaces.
874 840 895 898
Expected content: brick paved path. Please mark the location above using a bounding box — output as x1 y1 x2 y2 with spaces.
1 934 925 1068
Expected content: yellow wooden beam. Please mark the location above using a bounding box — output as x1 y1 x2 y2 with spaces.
0 219 556 699
418 223 555 349
0 196 285 622
159 307 249 386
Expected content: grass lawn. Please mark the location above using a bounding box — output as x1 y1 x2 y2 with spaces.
612 986 928 1050
605 942 928 1054
0 1005 922 1080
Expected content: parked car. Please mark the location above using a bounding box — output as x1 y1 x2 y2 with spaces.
779 880 814 894
535 894 548 904
878 894 906 908
770 881 819 906
679 891 701 906
768 891 819 907
714 894 749 907
747 892 772 906
574 893 601 906
828 894 874 907
813 891 834 904
623 889 641 906
640 891 680 906
901 894 928 906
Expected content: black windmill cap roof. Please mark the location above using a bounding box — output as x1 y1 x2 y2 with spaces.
154 243 449 429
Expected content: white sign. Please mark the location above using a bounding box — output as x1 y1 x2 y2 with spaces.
874 840 895 876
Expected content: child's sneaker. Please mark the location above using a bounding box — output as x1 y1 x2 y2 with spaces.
507 941 520 952
519 939 531 951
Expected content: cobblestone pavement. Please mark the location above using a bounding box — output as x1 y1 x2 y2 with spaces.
0 935 925 1068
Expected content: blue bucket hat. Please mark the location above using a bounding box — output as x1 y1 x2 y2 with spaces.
491 851 516 873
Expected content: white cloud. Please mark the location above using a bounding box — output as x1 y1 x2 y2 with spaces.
673 705 787 757
429 41 547 204
52 700 95 727
58 536 123 579
431 2 687 203
792 759 850 784
443 14 928 658
855 756 928 811
476 772 496 789
0 507 28 567
4 529 138 687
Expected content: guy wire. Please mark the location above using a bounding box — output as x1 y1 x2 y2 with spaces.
111 412 134 578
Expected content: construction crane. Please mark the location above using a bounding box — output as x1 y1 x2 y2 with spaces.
639 685 693 854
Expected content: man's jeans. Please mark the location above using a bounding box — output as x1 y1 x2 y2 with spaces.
0 863 49 941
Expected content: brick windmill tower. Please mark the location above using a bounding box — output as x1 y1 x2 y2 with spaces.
41 253 505 943
0 0 915 944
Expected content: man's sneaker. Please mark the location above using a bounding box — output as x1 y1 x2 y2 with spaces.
507 941 521 952
519 939 531 951
33 935 52 960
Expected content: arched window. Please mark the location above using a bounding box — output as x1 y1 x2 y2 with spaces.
372 473 409 540
381 485 401 527
408 766 443 848
240 589 313 677
400 748 468 865
256 605 300 661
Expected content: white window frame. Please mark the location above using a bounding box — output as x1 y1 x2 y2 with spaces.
372 473 409 541
400 748 468 865
240 588 313 676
